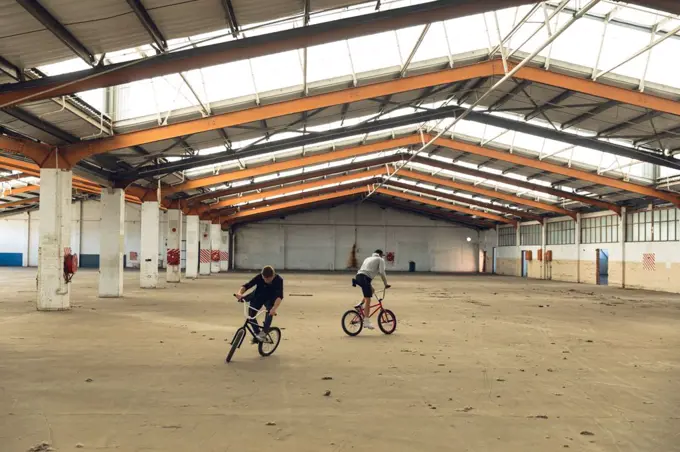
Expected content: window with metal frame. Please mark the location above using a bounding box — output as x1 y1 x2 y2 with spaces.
626 208 678 242
546 220 576 245
520 224 541 246
580 215 619 244
498 226 517 247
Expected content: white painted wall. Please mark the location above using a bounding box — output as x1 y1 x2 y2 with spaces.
2 200 146 268
234 203 480 272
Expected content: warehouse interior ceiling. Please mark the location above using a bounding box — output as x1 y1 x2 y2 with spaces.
2 0 680 227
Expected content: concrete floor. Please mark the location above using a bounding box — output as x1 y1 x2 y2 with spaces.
1 269 679 452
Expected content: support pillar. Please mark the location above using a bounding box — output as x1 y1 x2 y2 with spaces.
619 207 626 289
541 221 547 280
185 215 200 279
99 188 125 298
140 202 160 288
199 220 211 276
37 168 72 311
210 222 221 274
220 229 230 272
166 209 182 283
576 213 581 283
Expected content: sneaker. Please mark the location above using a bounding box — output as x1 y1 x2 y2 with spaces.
256 331 268 342
363 320 375 330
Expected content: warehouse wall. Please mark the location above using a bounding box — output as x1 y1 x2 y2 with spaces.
0 200 146 268
233 203 480 272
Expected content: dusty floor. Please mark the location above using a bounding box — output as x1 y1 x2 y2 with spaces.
1 269 679 452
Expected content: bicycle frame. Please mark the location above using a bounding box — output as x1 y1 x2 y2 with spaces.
356 288 387 319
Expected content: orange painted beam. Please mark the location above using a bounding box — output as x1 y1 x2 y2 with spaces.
428 134 680 207
0 136 51 167
61 63 497 162
205 167 386 212
0 197 40 209
58 59 680 165
0 155 99 188
396 168 576 219
164 136 420 195
409 154 621 215
0 184 40 196
222 186 369 224
376 187 516 225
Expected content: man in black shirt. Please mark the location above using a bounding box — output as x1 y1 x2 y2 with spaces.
235 265 283 342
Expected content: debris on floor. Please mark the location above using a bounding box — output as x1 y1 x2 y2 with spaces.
321 376 333 380
27 442 54 452
266 422 277 426
324 390 331 397
580 431 595 436
456 406 474 412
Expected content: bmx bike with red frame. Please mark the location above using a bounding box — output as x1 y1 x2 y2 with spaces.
341 284 396 336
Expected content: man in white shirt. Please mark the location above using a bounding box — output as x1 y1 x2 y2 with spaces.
354 249 391 329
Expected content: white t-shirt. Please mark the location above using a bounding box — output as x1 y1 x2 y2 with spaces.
357 253 388 285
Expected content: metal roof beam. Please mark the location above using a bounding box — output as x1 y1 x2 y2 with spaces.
369 195 490 229
220 0 240 36
3 107 77 143
525 90 573 121
465 110 680 171
635 125 680 147
384 178 544 222
0 2 538 108
408 154 621 214
597 110 663 136
429 133 680 206
487 79 531 111
126 0 167 51
0 56 21 81
561 100 618 130
16 0 96 66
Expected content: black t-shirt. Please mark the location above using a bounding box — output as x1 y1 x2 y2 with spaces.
243 274 284 303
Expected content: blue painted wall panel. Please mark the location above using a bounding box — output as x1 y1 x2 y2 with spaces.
80 254 100 268
0 253 23 267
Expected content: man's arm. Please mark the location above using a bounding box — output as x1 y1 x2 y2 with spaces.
237 275 259 297
379 258 388 286
270 278 284 315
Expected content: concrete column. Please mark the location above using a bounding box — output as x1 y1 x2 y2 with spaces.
199 220 212 276
220 229 230 272
210 222 221 273
620 207 626 288
185 215 200 279
37 168 72 311
576 213 581 283
98 188 125 298
140 202 160 288
166 209 182 282
541 222 547 280
516 224 521 276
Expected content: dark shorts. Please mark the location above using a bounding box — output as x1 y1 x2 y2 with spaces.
354 273 373 298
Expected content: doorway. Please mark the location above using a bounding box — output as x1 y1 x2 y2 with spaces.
480 250 487 273
521 250 529 278
596 249 609 285
492 247 497 274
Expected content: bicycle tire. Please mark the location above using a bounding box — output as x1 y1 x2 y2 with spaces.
226 328 245 363
258 327 282 357
341 309 363 336
378 309 397 335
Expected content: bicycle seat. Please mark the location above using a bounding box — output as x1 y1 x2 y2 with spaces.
351 278 357 287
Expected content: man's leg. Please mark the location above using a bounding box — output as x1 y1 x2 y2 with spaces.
248 297 264 337
262 303 274 334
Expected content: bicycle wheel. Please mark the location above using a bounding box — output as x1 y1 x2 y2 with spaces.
226 328 246 363
258 327 281 357
341 309 363 336
378 309 397 335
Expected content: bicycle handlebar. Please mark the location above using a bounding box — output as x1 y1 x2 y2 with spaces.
233 293 268 320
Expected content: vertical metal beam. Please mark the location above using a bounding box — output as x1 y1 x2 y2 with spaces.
126 0 167 51
220 0 240 37
16 0 95 65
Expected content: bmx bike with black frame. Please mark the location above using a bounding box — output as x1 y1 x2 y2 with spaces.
341 282 397 336
226 294 282 363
